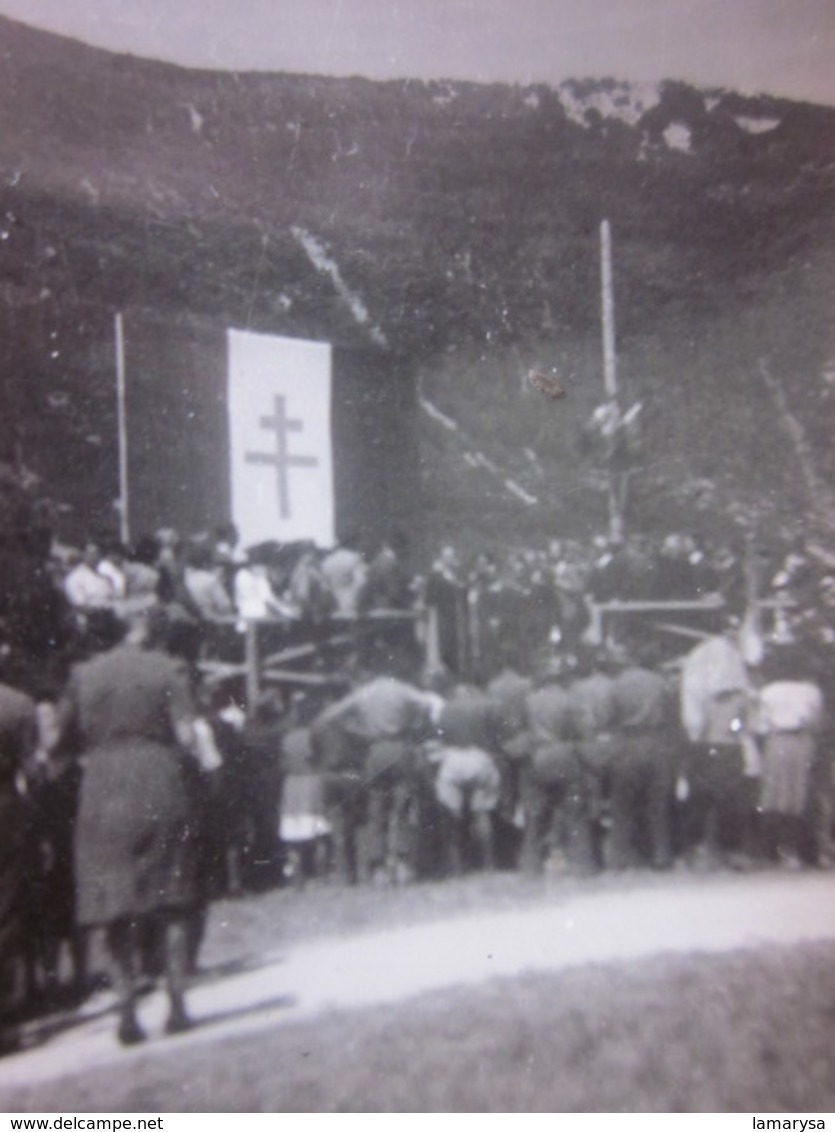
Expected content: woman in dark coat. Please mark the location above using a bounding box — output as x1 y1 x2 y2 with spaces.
59 607 200 1045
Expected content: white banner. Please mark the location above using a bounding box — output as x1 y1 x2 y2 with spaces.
227 328 334 550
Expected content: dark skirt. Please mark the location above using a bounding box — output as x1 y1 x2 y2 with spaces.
75 739 199 927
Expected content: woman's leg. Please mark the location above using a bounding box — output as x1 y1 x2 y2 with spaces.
163 912 192 1035
105 919 144 1046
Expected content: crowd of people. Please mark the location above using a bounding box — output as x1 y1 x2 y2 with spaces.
1 514 834 1050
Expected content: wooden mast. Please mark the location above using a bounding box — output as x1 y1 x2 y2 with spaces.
600 220 624 541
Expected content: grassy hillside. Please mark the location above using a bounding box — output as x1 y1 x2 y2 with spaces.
0 16 833 553
418 227 835 554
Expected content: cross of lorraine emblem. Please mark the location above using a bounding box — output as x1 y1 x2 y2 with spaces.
244 394 318 519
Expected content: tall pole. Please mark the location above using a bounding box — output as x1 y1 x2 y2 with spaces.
114 311 130 546
600 220 623 541
600 219 618 399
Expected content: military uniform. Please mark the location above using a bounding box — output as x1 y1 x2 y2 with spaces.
608 665 676 869
519 674 594 875
311 677 438 882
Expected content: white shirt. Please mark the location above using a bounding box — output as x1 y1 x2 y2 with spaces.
755 682 824 734
234 568 278 620
680 635 751 743
64 562 114 609
97 559 127 599
321 548 368 616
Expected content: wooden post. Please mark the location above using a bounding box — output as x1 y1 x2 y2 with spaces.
741 530 766 661
607 478 625 544
600 220 624 540
114 311 130 546
600 219 618 400
245 619 260 715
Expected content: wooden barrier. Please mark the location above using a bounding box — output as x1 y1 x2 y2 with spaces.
197 609 422 713
586 596 725 645
197 596 794 711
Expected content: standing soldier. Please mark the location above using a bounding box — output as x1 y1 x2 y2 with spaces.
607 644 678 870
487 665 534 865
518 655 595 876
310 676 440 885
428 683 504 874
570 648 618 865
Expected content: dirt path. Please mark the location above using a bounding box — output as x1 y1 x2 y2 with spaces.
3 869 835 1099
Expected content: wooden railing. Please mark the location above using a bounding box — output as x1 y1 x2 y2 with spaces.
197 609 420 711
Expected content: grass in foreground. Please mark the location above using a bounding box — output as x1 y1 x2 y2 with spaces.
5 939 835 1112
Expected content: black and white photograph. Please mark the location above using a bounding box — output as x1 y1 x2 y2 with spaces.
1 0 835 1114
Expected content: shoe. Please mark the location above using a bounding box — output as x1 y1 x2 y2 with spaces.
776 849 804 871
392 859 415 886
370 865 390 888
117 1017 146 1047
724 851 757 873
688 844 721 873
165 1008 193 1036
544 851 569 875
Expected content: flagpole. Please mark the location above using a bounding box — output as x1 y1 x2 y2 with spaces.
600 219 618 399
600 220 624 541
114 311 130 546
